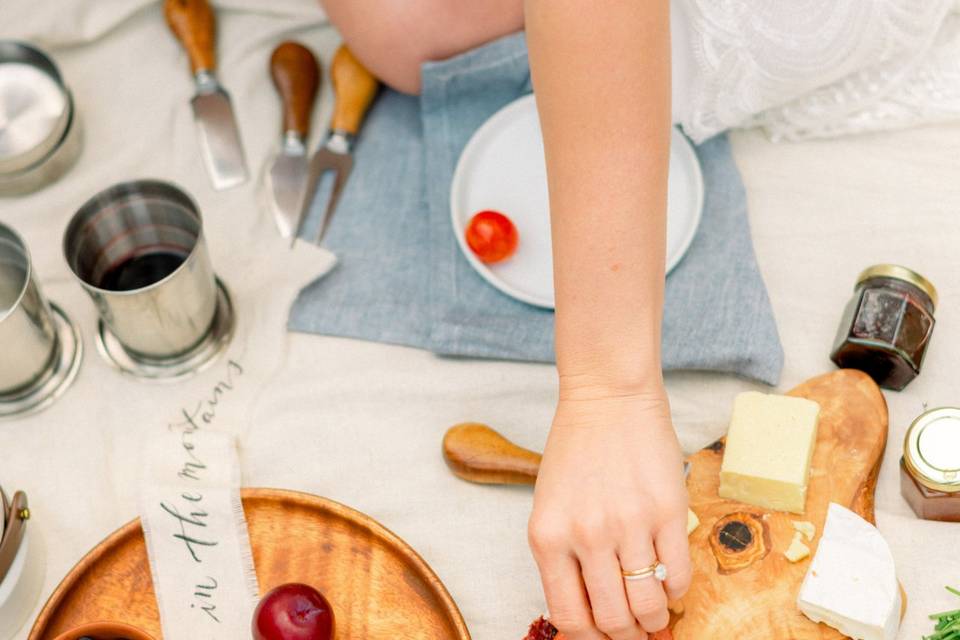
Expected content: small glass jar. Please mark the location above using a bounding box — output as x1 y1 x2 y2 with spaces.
900 407 960 522
830 264 937 390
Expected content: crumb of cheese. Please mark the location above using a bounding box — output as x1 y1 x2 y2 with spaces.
792 520 816 540
687 509 700 535
785 531 811 562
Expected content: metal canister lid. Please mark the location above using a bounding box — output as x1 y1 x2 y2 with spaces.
857 264 938 308
0 41 71 175
903 407 960 493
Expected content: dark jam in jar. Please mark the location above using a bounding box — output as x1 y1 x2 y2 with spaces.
830 264 937 390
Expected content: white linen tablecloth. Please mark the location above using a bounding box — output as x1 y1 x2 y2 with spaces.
2 2 960 639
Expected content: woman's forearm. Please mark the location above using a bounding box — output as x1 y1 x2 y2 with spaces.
525 0 672 397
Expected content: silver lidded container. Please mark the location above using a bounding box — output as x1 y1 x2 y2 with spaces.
0 41 82 196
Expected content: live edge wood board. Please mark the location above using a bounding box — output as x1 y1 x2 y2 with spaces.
29 488 470 640
443 369 901 639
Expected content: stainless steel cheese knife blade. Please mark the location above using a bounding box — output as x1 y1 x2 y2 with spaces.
295 45 379 245
165 0 248 191
264 42 320 239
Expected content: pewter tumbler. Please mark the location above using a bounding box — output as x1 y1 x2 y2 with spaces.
0 223 59 395
63 180 218 360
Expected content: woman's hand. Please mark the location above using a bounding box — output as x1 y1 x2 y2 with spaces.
528 385 691 640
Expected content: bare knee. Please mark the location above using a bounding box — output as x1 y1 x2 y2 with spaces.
321 0 523 94
321 0 430 93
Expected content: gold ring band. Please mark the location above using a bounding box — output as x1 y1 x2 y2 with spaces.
622 562 667 582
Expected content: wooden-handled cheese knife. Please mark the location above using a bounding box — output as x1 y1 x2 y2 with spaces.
265 42 321 240
165 0 248 191
295 45 379 245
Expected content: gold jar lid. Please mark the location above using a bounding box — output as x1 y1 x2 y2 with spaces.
903 407 960 493
857 264 938 307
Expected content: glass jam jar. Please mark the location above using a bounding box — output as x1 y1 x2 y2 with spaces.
830 264 937 390
900 407 960 522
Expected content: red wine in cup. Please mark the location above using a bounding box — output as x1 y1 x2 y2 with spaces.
98 250 187 291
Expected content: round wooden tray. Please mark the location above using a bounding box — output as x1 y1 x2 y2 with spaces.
29 488 471 639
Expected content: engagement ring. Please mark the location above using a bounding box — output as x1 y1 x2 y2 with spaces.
622 562 667 582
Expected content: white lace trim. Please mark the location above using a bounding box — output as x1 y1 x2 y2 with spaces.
676 0 960 141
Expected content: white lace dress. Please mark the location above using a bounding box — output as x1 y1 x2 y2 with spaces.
671 0 960 141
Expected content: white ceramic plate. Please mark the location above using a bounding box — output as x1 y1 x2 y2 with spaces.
451 94 704 309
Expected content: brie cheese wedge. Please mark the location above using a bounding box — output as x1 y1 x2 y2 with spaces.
797 503 900 640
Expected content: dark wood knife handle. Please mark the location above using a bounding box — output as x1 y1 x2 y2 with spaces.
165 0 217 75
270 42 320 138
442 423 542 486
330 45 380 136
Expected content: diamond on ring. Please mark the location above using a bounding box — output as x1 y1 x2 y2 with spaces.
654 563 668 581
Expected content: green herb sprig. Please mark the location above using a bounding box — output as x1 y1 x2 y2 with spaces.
924 587 960 640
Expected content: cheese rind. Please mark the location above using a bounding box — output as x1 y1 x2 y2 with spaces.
718 392 820 514
797 503 900 640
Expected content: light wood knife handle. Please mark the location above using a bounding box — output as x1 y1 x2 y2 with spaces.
330 45 380 136
165 0 217 75
270 42 320 138
442 423 541 485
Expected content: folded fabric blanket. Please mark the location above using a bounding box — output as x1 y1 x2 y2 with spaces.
289 32 784 385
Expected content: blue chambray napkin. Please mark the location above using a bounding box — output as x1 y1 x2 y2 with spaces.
289 32 784 385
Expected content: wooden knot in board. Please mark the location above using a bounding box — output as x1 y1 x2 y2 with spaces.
708 512 770 574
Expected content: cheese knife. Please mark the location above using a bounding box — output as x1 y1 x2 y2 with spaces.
295 45 379 244
265 42 321 240
165 0 249 191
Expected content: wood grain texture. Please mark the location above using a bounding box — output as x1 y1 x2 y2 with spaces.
330 46 379 136
270 42 320 137
29 488 470 640
51 622 154 640
445 369 898 640
164 0 217 75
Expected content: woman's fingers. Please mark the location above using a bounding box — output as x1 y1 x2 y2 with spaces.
529 529 605 640
579 551 647 640
618 534 669 633
654 516 693 601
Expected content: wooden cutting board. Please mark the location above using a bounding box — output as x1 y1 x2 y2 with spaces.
443 369 896 639
29 488 470 640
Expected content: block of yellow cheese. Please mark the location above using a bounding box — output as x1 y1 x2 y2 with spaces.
718 392 820 514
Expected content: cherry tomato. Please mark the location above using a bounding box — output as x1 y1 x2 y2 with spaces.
465 210 518 264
